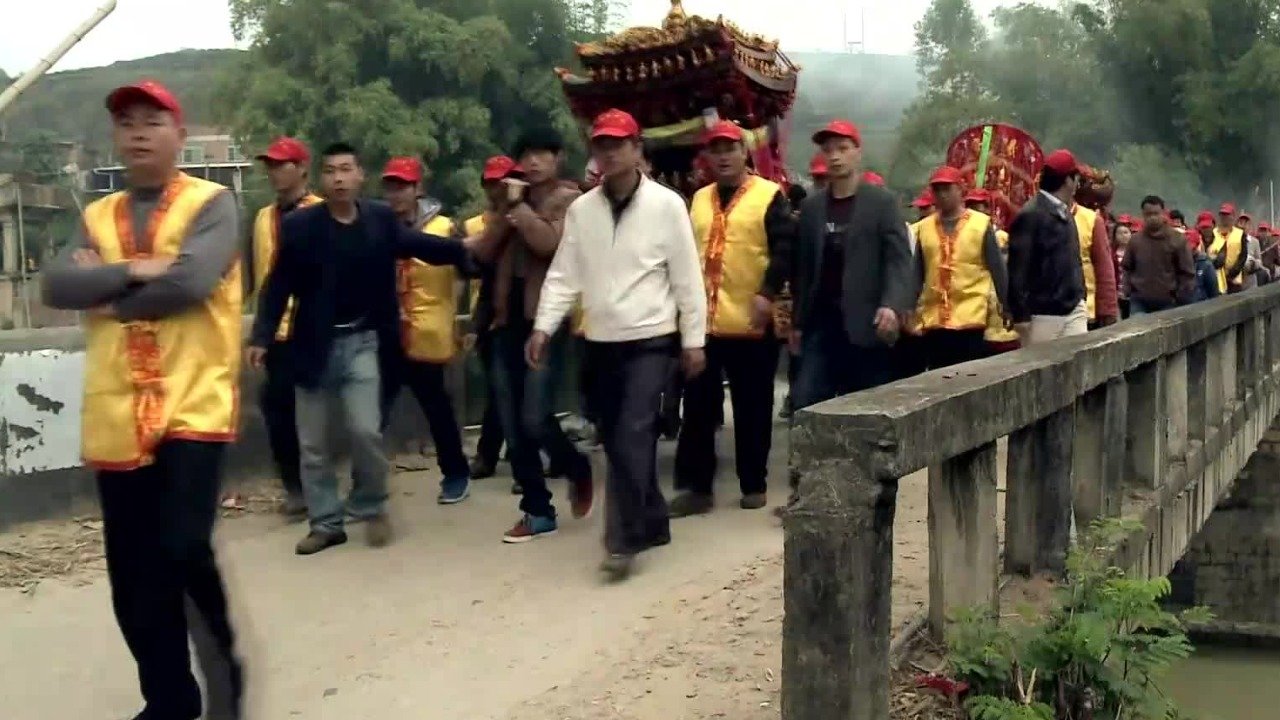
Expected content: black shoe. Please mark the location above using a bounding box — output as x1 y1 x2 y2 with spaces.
511 481 523 495
600 553 636 581
470 457 496 480
668 492 714 518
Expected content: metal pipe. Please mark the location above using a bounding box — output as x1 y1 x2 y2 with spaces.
0 0 119 116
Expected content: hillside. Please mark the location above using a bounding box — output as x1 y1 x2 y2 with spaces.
0 49 244 162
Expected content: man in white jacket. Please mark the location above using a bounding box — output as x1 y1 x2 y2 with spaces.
527 108 708 580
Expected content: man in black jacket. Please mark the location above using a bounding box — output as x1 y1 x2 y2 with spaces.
248 142 475 556
1007 149 1088 346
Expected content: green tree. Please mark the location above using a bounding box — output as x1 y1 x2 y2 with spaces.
220 0 588 211
913 0 988 99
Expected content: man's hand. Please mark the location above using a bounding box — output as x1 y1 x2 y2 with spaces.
788 329 802 356
128 257 175 282
873 307 900 344
749 294 773 332
525 330 550 369
245 346 267 371
72 249 104 267
681 347 707 379
506 202 538 229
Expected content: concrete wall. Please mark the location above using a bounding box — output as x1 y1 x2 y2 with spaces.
1172 417 1280 625
0 320 585 530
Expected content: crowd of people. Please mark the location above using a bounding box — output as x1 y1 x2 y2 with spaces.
36 77 1273 719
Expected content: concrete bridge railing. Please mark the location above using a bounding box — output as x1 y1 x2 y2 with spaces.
782 284 1280 720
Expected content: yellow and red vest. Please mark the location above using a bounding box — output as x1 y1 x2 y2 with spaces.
1210 226 1245 292
690 176 779 338
915 210 995 332
903 216 931 336
81 173 242 470
397 214 459 363
252 192 323 340
1072 204 1098 320
984 228 1019 344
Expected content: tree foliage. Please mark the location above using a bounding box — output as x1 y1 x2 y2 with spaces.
219 0 627 210
894 0 1280 214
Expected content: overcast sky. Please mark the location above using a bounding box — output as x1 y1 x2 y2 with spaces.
2 0 1011 76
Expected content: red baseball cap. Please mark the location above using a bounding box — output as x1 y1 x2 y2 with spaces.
812 119 862 147
1116 213 1133 224
481 155 518 181
928 166 964 186
382 156 423 183
591 108 641 139
1219 202 1237 215
1129 218 1143 230
702 120 744 144
1196 210 1214 225
809 153 828 177
1043 149 1078 175
862 171 885 186
1240 211 1253 220
256 137 310 164
965 188 991 204
105 80 183 124
911 188 936 208
1260 223 1272 233
1197 216 1214 229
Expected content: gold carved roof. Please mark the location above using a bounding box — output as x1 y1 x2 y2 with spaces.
576 0 778 58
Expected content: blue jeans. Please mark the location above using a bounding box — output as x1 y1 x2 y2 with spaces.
489 322 588 518
790 307 893 413
295 331 389 534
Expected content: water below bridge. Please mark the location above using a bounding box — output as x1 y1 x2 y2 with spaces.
1169 648 1280 720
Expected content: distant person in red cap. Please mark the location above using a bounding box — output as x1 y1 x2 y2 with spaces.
462 155 521 480
1208 203 1248 292
42 79 246 720
470 125 596 542
809 152 828 191
1007 149 1090 350
911 188 936 222
1121 194 1195 315
248 142 474 556
378 156 472 505
250 136 323 520
1188 214 1222 302
1235 211 1265 289
667 120 794 518
1257 222 1278 284
529 109 708 579
912 166 1009 369
783 118 917 507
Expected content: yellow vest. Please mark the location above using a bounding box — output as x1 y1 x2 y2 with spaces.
1073 205 1098 320
690 176 779 338
915 210 995 331
81 173 242 470
985 229 1019 344
252 193 322 341
1210 226 1245 292
397 214 459 363
904 217 929 336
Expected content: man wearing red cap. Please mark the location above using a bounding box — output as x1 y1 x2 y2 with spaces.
911 188 936 222
1235 211 1265 289
1209 203 1248 292
809 152 828 191
378 156 472 504
1188 214 1222 302
667 120 794 517
530 109 707 578
470 124 595 543
912 166 1010 368
42 80 245 720
463 155 520 480
249 142 474 556
1008 149 1090 349
251 136 323 519
964 188 1020 354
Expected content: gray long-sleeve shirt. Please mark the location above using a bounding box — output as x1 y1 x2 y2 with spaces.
914 218 1010 318
42 188 240 321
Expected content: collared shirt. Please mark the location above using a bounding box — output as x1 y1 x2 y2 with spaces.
1038 189 1069 218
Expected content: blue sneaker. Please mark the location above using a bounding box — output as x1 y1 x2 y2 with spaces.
502 513 557 543
437 476 471 505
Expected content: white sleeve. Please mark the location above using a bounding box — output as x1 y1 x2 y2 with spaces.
533 202 581 335
667 195 708 349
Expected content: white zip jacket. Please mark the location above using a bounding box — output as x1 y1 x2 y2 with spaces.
534 173 707 349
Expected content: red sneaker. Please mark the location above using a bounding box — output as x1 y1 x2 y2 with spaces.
569 470 595 519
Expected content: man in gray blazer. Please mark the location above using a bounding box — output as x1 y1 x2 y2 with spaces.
788 119 919 413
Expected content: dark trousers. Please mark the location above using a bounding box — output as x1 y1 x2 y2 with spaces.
474 332 505 467
587 335 677 555
391 359 470 479
894 332 929 381
98 440 241 720
791 308 893 413
260 341 301 499
675 335 779 496
920 328 988 371
490 322 590 518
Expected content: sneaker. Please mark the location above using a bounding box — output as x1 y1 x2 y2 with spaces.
295 530 347 555
668 492 714 518
469 457 496 480
502 514 558 543
600 553 636 581
568 467 595 520
366 515 393 547
437 476 471 505
740 493 768 511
